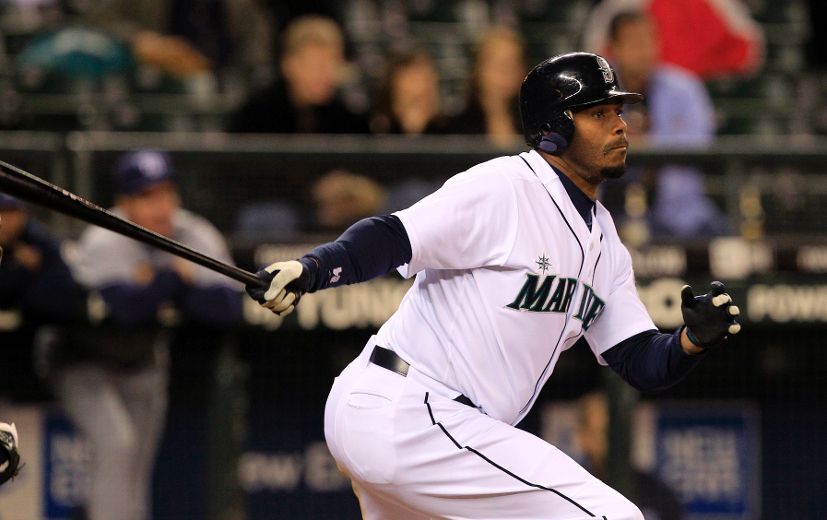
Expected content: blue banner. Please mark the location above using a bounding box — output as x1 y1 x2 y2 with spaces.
43 410 89 519
653 404 760 519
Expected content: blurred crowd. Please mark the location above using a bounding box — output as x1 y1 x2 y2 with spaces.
0 0 793 136
3 0 800 243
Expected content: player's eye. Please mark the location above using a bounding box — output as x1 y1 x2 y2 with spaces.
616 108 624 116
592 110 604 119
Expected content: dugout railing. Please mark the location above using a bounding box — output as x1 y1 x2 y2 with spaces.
1 131 825 240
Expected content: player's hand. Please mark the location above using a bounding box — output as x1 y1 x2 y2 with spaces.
680 281 741 348
0 422 21 486
245 260 306 317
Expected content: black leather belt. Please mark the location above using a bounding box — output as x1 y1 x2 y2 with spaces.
369 345 476 408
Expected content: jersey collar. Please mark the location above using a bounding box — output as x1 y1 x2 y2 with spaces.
523 150 596 229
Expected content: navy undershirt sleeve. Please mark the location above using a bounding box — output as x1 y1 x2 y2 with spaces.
601 328 707 393
298 215 412 292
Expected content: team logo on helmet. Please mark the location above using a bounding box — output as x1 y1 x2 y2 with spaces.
595 56 613 83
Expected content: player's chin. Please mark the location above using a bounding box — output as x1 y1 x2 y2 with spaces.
600 164 627 180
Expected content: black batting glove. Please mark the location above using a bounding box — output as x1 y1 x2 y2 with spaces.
680 281 741 349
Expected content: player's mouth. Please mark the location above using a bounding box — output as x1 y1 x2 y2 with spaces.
604 141 628 155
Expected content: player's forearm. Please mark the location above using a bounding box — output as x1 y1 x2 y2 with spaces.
299 215 412 292
602 329 707 393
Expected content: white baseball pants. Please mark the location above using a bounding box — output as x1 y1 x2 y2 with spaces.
324 340 643 520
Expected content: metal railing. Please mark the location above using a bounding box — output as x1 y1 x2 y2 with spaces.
3 131 827 241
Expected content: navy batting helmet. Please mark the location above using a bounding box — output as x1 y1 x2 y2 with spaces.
520 52 643 154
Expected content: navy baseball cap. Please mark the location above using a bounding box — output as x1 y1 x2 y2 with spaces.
113 150 176 195
0 193 23 210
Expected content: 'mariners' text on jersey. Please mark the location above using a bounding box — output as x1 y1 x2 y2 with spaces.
506 274 606 330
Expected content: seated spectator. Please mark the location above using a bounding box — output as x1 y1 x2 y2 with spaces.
370 48 448 135
10 23 135 131
603 10 729 238
308 168 441 232
232 166 387 243
310 169 386 233
583 0 763 79
443 26 526 148
228 15 369 134
82 0 274 80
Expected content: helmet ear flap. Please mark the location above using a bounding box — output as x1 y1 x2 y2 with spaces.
536 111 575 155
537 128 568 154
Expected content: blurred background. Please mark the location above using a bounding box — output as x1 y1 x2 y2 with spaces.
0 0 825 519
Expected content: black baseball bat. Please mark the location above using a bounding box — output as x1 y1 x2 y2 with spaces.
0 160 267 288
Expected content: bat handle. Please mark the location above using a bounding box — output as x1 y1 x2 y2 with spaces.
197 257 269 288
247 275 270 289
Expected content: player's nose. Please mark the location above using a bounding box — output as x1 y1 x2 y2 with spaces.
613 114 627 135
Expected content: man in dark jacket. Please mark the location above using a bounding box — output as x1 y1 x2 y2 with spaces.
0 194 86 400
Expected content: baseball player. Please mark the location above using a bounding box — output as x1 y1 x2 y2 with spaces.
61 151 242 520
248 52 741 519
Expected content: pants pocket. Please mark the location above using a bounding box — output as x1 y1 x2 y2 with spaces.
339 391 397 484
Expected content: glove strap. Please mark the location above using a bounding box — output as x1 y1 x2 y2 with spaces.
685 326 703 348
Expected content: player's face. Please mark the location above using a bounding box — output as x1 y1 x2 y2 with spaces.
566 102 629 183
119 182 180 237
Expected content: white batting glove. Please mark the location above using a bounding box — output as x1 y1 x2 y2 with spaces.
245 260 306 317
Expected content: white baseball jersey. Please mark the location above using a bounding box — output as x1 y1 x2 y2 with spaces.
376 149 655 425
